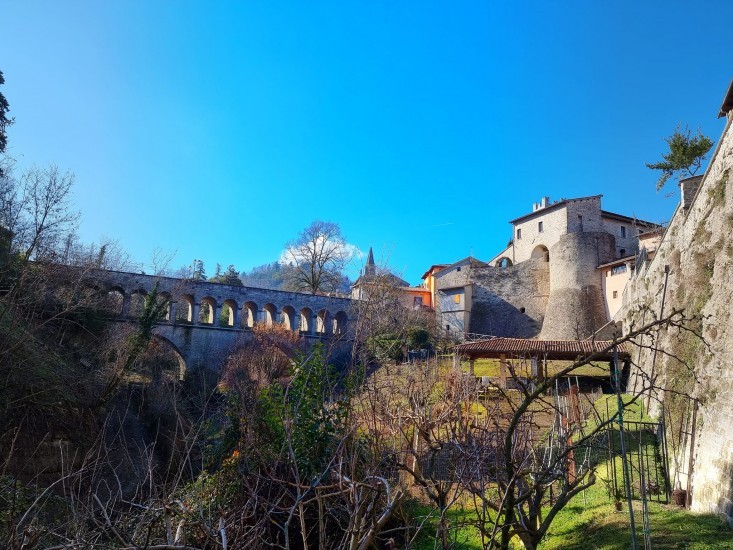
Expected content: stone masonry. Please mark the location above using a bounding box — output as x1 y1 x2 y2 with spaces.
621 97 733 523
82 269 353 371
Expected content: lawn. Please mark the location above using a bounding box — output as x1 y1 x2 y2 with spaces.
408 395 733 549
467 357 611 378
540 467 732 549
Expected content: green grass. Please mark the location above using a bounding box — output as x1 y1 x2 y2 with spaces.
467 358 611 378
407 472 732 550
407 395 732 549
410 504 484 549
540 465 732 549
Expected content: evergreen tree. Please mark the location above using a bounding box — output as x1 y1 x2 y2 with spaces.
193 259 206 280
647 125 714 190
0 70 14 176
223 264 242 286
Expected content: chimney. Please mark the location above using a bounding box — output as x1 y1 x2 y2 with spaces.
679 176 703 211
541 196 550 208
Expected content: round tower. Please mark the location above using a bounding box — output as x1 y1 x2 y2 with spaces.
539 231 616 340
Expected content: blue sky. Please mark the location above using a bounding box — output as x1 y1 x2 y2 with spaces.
3 1 732 284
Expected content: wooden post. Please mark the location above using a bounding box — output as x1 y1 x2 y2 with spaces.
499 354 508 389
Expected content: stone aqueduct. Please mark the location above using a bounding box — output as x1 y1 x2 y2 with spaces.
84 269 353 372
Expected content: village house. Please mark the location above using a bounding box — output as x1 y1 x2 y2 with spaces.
433 195 660 339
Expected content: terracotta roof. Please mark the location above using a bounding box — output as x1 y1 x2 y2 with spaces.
401 286 430 294
456 337 629 360
420 264 449 280
597 255 636 269
600 210 659 227
435 256 488 274
639 226 665 239
718 78 733 118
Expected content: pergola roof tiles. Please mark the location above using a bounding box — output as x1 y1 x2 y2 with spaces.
455 337 629 361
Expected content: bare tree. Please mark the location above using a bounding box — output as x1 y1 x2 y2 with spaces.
0 164 79 263
281 220 352 294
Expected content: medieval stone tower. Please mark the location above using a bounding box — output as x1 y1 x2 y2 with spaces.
539 231 616 340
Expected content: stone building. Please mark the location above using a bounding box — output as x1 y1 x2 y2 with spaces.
620 79 733 522
433 195 659 339
351 247 430 309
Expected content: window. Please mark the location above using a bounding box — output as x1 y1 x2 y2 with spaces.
517 228 522 239
620 248 626 257
621 226 626 238
538 221 544 233
446 324 450 331
413 296 423 307
612 291 618 299
456 266 461 272
454 294 461 304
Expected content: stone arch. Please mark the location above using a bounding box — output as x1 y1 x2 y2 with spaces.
129 289 147 317
281 305 296 330
150 334 186 380
199 296 217 325
333 311 348 335
176 294 194 323
103 286 125 316
316 309 330 335
243 301 257 328
78 282 101 303
158 292 173 321
495 257 513 268
531 245 550 262
220 299 238 327
263 303 277 325
300 307 313 333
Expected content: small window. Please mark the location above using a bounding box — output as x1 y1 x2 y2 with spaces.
454 294 461 304
456 266 461 272
612 291 618 299
446 324 450 331
621 226 626 238
538 221 544 233
519 306 526 313
620 249 626 257
413 296 423 307
517 228 522 240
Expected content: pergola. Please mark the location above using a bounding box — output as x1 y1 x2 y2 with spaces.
454 337 631 387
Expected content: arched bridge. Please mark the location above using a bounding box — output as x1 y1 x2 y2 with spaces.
82 269 353 372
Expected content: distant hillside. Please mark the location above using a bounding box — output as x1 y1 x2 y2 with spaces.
240 262 352 294
240 262 289 290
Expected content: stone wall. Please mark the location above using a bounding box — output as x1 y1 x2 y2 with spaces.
434 260 475 334
512 205 569 263
468 260 549 337
621 112 733 522
82 269 353 370
540 231 616 340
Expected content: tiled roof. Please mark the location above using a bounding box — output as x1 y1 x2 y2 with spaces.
718 78 733 118
597 255 636 269
456 337 629 359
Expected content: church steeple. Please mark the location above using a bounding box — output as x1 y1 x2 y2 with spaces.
365 246 376 277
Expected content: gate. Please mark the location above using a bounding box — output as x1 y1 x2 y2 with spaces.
608 419 671 503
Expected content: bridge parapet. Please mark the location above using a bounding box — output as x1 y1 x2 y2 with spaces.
76 268 354 370
87 268 353 335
